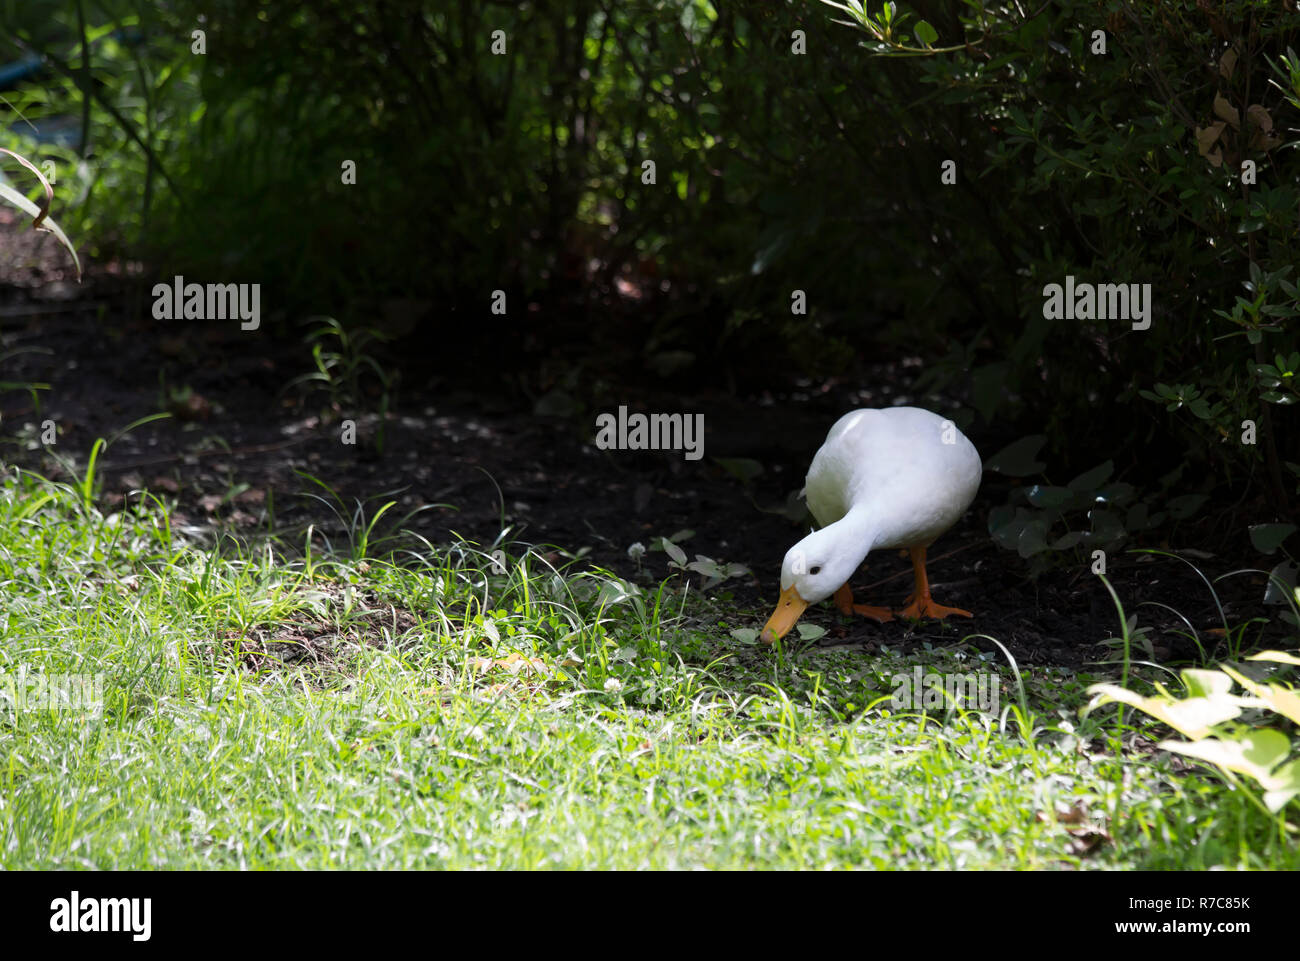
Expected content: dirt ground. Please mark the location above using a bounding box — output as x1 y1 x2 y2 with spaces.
1 212 1284 669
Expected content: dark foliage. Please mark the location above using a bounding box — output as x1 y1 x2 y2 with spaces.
2 0 1297 512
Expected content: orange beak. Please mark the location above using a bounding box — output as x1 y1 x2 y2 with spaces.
761 585 810 644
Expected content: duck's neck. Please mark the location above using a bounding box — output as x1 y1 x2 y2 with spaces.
830 503 881 563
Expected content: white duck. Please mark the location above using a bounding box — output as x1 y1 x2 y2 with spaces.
760 407 982 644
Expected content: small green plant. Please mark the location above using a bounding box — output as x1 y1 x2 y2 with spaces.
39 414 171 514
1249 351 1300 408
293 470 443 562
816 0 954 56
1138 382 1229 426
286 317 396 445
649 529 751 590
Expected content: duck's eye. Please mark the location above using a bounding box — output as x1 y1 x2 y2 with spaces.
809 565 822 576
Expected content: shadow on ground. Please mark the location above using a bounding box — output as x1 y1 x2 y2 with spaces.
1 218 1281 670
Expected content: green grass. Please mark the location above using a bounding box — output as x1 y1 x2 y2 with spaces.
0 466 1296 869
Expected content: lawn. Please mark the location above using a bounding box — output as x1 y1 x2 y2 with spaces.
2 467 1294 870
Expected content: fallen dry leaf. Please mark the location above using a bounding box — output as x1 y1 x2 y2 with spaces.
1196 122 1226 156
1036 801 1112 856
1247 103 1273 133
1066 824 1111 856
1219 46 1237 79
468 652 552 676
1213 92 1239 126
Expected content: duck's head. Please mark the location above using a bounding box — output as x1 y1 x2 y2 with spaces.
760 527 861 644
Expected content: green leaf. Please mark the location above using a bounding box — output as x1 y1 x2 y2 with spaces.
988 505 1024 550
985 435 1047 477
1262 562 1297 606
1094 482 1136 506
1086 509 1127 545
1068 461 1114 492
1017 516 1049 557
914 20 938 46
1249 523 1296 554
796 623 827 641
660 537 688 566
687 557 724 578
1025 485 1073 509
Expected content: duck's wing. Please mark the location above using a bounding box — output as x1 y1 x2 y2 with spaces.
808 407 982 546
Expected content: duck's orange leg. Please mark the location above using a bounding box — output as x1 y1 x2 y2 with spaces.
898 546 972 620
833 582 894 623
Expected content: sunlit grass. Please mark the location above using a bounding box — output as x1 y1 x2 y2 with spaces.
0 466 1295 869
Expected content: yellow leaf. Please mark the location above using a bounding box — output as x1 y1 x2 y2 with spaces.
1221 665 1300 726
1158 730 1292 793
468 652 552 676
1247 650 1300 667
1086 683 1245 740
1263 760 1300 812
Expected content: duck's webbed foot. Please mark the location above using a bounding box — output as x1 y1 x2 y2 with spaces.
833 583 894 623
